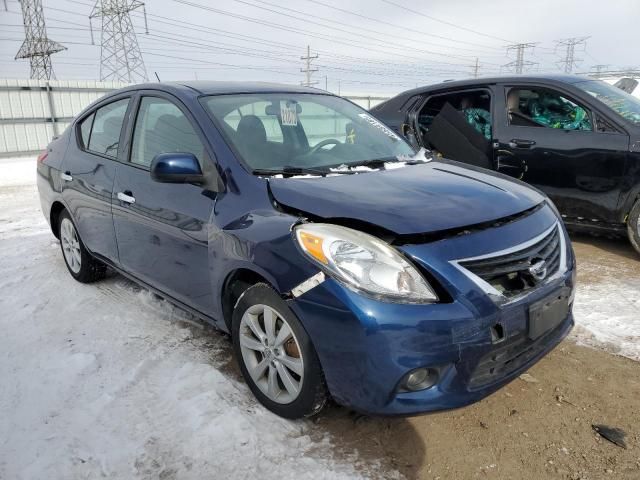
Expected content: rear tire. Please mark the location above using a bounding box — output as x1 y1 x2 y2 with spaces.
628 200 640 257
232 283 327 419
58 210 107 283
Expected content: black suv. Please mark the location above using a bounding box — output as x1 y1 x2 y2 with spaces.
372 75 640 255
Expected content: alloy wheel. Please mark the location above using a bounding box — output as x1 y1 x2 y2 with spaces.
239 304 304 404
60 217 82 274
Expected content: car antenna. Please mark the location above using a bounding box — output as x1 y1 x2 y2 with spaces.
154 72 161 82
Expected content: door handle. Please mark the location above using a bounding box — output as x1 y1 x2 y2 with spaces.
509 139 536 148
116 191 136 204
60 171 72 182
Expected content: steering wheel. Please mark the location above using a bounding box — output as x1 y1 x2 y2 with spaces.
307 139 341 155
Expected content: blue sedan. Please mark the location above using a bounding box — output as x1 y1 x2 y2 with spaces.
37 82 575 418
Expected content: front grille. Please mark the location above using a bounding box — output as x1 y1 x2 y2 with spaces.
459 224 561 297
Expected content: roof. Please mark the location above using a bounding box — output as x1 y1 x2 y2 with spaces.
114 81 328 97
394 74 596 98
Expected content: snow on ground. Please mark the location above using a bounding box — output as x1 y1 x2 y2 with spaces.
573 282 640 361
570 241 640 361
0 156 37 187
0 159 385 479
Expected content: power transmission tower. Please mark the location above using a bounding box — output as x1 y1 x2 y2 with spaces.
15 0 66 80
90 0 149 83
300 45 318 87
503 43 538 74
471 57 480 78
555 37 589 73
588 64 610 78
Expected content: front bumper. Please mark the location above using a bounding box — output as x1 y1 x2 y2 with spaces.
287 204 575 415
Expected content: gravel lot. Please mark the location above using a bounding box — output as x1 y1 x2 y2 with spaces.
1 157 638 479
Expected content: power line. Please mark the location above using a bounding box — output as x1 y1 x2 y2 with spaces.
379 0 515 43
235 0 504 60
15 0 66 80
89 0 148 82
270 0 505 52
171 0 501 65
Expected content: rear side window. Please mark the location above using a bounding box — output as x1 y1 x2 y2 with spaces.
79 113 94 149
418 90 492 140
130 97 205 168
85 99 130 158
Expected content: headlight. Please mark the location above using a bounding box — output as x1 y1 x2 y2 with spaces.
294 223 437 303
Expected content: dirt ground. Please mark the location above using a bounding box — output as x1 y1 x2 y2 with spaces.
311 234 640 480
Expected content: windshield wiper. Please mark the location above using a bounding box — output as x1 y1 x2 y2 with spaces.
345 152 430 170
252 166 354 176
344 157 400 169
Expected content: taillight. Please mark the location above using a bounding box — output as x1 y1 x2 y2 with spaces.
37 150 48 163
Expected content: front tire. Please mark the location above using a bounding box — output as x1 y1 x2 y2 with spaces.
232 283 327 419
627 199 640 256
58 210 107 283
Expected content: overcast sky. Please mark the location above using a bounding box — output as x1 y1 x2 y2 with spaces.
1 0 638 95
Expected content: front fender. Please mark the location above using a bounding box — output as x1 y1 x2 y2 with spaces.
208 208 320 329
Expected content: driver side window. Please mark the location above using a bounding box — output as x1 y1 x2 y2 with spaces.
507 88 593 131
130 97 204 168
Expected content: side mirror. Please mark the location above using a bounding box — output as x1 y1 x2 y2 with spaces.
150 152 205 184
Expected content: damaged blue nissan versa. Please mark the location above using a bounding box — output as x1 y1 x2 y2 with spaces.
37 82 575 418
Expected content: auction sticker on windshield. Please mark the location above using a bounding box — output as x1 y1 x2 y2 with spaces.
281 101 298 126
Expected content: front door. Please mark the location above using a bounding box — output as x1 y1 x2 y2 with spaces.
61 96 132 263
112 93 215 313
494 85 629 223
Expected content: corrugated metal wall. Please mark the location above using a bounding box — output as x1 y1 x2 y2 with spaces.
0 79 129 157
0 79 389 157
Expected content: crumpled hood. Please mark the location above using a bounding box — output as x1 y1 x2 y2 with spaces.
269 161 545 235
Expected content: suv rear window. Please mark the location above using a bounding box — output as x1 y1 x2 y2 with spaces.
80 98 130 158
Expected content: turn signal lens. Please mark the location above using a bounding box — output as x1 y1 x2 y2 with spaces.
297 231 328 264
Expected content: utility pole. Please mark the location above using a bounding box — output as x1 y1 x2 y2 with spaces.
555 37 589 73
90 0 149 83
472 57 480 78
503 43 538 74
15 0 66 80
300 45 318 87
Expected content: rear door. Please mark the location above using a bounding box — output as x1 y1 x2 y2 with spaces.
112 92 215 313
410 87 495 170
61 95 132 262
494 84 630 223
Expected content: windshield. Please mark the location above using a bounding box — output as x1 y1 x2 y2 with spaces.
202 93 414 173
574 79 640 126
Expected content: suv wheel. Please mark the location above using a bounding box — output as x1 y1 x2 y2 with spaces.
59 210 107 283
628 199 640 256
232 283 327 419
